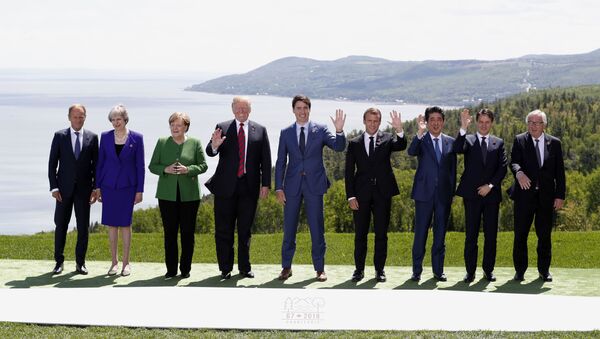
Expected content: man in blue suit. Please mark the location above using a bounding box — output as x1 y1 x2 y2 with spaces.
407 106 456 282
48 104 98 275
453 108 507 283
275 95 346 282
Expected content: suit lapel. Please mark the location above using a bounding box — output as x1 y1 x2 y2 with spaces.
543 136 550 166
304 121 314 154
371 131 385 159
119 132 133 160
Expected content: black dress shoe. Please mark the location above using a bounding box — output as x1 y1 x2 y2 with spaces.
75 264 88 275
351 270 364 282
239 271 255 278
463 273 475 283
433 273 447 282
221 271 231 279
410 274 421 282
180 272 190 279
539 272 553 282
164 272 177 279
375 270 386 283
483 272 497 282
514 272 525 281
52 262 63 275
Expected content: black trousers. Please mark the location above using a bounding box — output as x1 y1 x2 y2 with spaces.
463 198 499 276
158 189 200 275
353 188 391 272
214 176 258 273
54 186 90 266
513 191 554 275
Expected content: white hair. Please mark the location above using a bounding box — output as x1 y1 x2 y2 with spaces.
526 109 547 126
108 104 129 123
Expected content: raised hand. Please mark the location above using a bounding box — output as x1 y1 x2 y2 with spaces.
211 128 226 149
460 109 472 130
417 114 427 137
330 109 346 133
388 110 403 134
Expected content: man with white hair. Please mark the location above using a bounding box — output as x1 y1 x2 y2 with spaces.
509 109 566 282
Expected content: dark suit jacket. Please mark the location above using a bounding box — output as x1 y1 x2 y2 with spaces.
407 132 456 203
453 133 507 203
509 132 566 203
48 128 98 197
345 131 407 199
96 130 145 192
275 121 346 197
205 119 271 198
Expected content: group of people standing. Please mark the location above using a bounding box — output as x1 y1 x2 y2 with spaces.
48 95 565 284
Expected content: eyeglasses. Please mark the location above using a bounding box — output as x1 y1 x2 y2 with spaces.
527 121 544 126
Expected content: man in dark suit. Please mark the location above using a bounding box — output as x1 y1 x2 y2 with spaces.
407 106 456 282
48 104 98 275
453 108 507 283
275 95 346 282
345 108 406 283
510 109 565 282
205 96 271 279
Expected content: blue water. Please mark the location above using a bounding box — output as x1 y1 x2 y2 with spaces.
0 72 433 234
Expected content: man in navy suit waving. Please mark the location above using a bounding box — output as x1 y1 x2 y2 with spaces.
407 106 456 282
453 108 507 283
275 95 346 282
48 104 98 275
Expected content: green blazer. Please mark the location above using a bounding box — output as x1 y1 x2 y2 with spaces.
149 136 208 202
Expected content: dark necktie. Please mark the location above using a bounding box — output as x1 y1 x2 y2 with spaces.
299 126 306 154
434 137 441 164
368 136 374 157
535 138 542 168
481 136 487 165
237 123 245 177
74 131 81 160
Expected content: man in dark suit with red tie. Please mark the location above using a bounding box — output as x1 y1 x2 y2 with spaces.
510 109 566 282
205 96 271 279
48 104 98 275
453 108 507 283
345 108 406 283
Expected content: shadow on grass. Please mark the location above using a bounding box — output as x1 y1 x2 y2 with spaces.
6 272 77 288
6 272 121 288
116 275 181 287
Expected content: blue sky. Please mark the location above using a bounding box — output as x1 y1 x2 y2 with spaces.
1 0 599 73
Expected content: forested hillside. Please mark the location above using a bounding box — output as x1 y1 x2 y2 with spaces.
125 85 600 234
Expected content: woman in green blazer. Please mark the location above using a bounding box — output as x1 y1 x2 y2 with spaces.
149 112 208 278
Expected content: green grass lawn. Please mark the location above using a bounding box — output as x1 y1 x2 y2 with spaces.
1 231 599 268
2 231 599 338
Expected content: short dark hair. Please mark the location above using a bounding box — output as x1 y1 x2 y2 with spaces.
424 106 444 121
68 104 86 116
363 107 382 121
476 108 495 122
292 95 311 109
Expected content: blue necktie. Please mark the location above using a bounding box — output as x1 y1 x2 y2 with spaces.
434 137 441 164
299 127 306 154
74 131 81 160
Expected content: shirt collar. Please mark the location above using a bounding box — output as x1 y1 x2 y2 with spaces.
70 127 83 135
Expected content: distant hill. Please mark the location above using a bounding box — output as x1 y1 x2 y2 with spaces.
186 49 600 105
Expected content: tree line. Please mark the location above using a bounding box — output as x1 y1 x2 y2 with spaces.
120 85 600 234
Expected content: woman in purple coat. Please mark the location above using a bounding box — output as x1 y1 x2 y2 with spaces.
96 104 145 276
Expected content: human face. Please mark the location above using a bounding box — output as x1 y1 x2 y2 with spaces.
232 100 251 123
364 113 381 135
170 118 187 139
68 107 86 131
293 101 310 124
426 112 444 137
527 114 545 139
476 115 492 136
110 114 127 132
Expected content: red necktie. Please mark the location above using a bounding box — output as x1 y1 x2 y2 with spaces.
237 123 245 177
